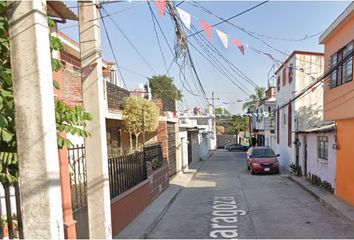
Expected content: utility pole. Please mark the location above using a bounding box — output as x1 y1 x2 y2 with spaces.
79 2 112 239
7 1 64 238
207 92 219 150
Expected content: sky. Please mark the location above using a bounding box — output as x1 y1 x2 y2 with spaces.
60 0 351 114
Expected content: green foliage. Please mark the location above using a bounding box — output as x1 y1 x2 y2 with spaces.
123 97 159 134
215 107 231 116
55 100 92 148
242 87 266 111
148 75 182 101
289 163 302 176
0 3 92 183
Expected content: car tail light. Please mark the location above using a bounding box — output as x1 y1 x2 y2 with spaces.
252 163 260 167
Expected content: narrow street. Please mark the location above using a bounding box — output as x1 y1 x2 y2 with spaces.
148 150 354 239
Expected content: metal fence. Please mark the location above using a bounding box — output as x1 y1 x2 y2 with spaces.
144 144 163 171
0 182 24 239
68 145 87 211
108 151 147 199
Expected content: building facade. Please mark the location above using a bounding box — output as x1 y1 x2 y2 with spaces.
319 2 354 206
275 51 324 169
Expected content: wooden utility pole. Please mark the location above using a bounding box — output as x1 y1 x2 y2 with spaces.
79 2 112 239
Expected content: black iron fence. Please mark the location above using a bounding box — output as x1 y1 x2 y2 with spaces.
68 145 87 211
108 151 147 199
143 144 163 171
0 182 24 239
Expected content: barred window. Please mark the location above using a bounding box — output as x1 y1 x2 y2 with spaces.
318 136 328 160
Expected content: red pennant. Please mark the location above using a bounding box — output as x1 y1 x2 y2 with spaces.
155 0 167 16
199 20 212 40
232 38 244 55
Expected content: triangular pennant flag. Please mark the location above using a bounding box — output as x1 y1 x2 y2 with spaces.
155 0 167 16
232 38 244 55
199 19 212 40
176 7 191 30
216 29 228 48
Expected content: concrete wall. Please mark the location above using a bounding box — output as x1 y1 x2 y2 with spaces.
336 119 354 206
275 53 324 169
323 10 354 121
178 131 189 171
149 165 169 200
111 180 151 236
298 132 336 188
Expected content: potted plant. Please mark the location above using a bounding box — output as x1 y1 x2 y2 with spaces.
289 163 302 176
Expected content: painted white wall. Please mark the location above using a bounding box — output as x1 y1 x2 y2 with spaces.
178 131 189 172
298 132 336 188
275 53 324 169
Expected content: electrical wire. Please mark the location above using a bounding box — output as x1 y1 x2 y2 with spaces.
101 6 158 74
99 8 128 88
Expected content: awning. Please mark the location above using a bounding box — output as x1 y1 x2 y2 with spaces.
295 123 335 134
47 1 78 22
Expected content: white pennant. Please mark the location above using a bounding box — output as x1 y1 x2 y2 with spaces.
176 7 191 30
216 29 228 48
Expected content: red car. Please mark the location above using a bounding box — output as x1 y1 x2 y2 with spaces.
246 146 280 175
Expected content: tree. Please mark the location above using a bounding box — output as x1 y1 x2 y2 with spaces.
230 115 248 143
0 3 91 183
122 97 159 151
242 87 266 112
148 75 182 101
215 125 225 135
215 107 231 116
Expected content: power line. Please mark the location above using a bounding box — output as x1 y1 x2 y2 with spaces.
187 1 269 38
99 8 128 88
101 6 158 74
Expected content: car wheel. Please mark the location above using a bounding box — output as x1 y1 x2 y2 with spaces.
250 167 255 175
247 164 250 170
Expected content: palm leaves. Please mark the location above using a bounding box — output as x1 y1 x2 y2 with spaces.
242 87 266 112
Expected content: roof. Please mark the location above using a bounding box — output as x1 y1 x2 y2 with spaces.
47 1 78 22
274 51 324 75
319 2 354 44
296 123 335 134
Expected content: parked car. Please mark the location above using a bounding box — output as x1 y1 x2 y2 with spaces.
246 146 279 174
224 143 234 151
228 143 248 152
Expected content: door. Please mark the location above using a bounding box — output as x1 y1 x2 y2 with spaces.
304 135 308 176
187 132 192 165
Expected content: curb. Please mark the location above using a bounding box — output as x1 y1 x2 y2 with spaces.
142 187 182 239
288 175 354 227
142 153 210 238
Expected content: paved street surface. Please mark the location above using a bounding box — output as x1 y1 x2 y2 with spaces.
147 150 354 239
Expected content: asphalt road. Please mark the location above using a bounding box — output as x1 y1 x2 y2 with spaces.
147 150 354 239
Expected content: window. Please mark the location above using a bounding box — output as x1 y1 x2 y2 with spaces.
330 41 353 88
277 76 281 91
288 64 294 83
282 68 287 86
318 136 328 160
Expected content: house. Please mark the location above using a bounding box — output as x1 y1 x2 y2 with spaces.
251 86 276 150
178 110 215 172
51 29 171 237
319 2 354 206
275 51 324 169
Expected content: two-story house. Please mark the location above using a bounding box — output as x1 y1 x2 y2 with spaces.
275 51 324 169
251 86 276 149
319 2 354 206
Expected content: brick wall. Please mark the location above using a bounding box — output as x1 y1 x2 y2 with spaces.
149 164 169 201
157 121 169 163
106 82 130 110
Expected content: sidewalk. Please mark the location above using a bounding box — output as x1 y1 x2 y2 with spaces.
289 175 354 227
115 152 213 239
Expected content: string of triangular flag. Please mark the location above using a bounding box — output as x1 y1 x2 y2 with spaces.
153 0 287 61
